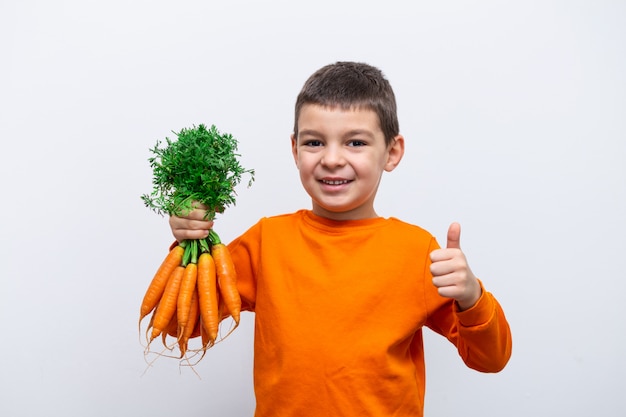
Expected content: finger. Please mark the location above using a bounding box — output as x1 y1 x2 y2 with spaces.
174 229 210 242
169 216 213 237
431 272 454 287
187 219 214 230
430 248 456 263
446 222 461 249
430 258 453 276
187 208 211 220
430 254 467 276
169 215 209 229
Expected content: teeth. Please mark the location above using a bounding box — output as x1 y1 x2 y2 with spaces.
322 179 349 185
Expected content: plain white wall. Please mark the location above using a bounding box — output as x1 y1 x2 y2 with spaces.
1 1 624 416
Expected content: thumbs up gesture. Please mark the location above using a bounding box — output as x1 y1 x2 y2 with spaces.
430 223 482 311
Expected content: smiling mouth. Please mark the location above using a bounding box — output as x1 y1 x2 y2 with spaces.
321 179 350 185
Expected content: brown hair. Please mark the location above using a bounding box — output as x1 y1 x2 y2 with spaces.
293 62 400 146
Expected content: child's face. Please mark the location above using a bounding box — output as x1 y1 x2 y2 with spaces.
291 104 404 221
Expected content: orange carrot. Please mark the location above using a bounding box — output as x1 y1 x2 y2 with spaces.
166 314 179 337
190 314 202 339
162 313 179 349
144 302 158 342
197 252 219 346
177 262 198 335
200 319 210 354
210 240 241 325
140 245 184 324
178 289 200 358
150 265 185 341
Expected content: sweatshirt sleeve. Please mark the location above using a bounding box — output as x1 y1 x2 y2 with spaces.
226 221 262 313
452 283 512 372
424 238 512 373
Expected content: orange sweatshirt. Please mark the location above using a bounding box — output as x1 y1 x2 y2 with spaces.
227 210 512 417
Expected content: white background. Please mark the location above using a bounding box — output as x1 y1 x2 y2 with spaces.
1 1 624 416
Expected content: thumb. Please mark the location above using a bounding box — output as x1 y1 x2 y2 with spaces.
446 222 462 249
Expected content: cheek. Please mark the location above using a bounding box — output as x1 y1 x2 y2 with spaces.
293 150 315 172
356 155 385 176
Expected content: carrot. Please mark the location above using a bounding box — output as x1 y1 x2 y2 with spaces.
209 230 241 325
199 317 212 357
144 301 158 343
139 245 184 324
177 261 198 335
150 265 185 341
166 314 179 338
162 313 179 349
190 314 202 339
178 289 200 358
197 251 220 346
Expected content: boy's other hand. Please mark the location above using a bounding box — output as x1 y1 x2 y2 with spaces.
429 223 482 311
169 205 213 242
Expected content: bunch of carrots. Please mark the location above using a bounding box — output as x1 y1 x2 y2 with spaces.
139 230 239 360
138 124 254 364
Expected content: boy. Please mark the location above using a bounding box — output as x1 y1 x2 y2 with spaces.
169 61 512 416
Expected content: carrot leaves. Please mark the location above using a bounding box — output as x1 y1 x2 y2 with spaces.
141 124 254 220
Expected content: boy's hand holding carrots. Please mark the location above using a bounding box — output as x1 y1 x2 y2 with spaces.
429 222 482 311
169 207 213 242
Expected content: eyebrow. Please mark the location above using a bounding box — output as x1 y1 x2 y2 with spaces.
298 129 375 138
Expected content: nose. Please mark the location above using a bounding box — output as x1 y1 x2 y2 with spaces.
321 144 346 168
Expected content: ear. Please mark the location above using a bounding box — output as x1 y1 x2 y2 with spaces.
291 133 299 168
384 134 405 172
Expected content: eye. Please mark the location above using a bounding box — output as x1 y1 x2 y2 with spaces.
303 140 323 147
348 140 366 147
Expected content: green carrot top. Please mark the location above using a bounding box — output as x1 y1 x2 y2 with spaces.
141 124 255 220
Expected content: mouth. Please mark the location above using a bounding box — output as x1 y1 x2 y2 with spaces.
320 179 351 185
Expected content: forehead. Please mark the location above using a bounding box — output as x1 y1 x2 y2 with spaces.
297 104 382 136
